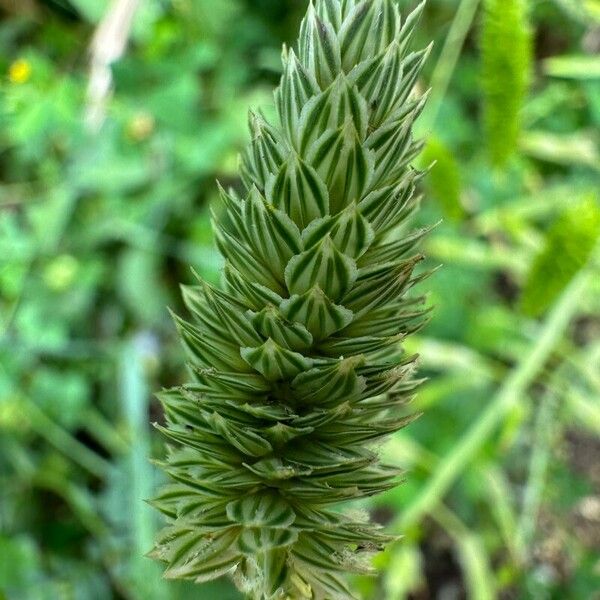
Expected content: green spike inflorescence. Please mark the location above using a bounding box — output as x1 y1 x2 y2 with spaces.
151 1 433 598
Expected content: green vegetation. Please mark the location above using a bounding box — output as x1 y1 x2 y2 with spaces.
1 1 599 599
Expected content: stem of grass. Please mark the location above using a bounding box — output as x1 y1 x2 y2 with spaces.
395 265 591 532
419 0 482 133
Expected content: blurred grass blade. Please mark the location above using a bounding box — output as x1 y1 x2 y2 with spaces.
22 398 110 478
35 471 109 539
517 387 559 552
520 131 600 170
544 55 600 80
567 389 600 435
83 407 129 456
419 0 481 133
484 468 526 565
458 535 495 600
384 434 439 472
119 336 169 600
384 544 423 599
474 184 595 235
433 506 495 600
426 235 527 274
552 0 600 23
407 337 496 379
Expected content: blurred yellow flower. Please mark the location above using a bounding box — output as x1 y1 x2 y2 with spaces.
127 112 156 141
8 58 32 84
43 254 79 291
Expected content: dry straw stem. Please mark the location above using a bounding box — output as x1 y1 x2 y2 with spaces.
86 0 140 131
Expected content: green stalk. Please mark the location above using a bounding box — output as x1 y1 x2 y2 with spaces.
484 467 526 565
419 0 482 133
22 397 110 478
567 389 600 435
433 504 495 600
119 338 168 600
517 386 559 552
396 264 592 532
83 406 130 456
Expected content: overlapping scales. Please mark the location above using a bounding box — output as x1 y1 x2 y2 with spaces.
152 1 433 599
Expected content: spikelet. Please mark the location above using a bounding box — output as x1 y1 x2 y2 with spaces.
150 2 433 598
481 0 533 167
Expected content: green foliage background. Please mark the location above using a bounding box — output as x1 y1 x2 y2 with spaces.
0 0 599 598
